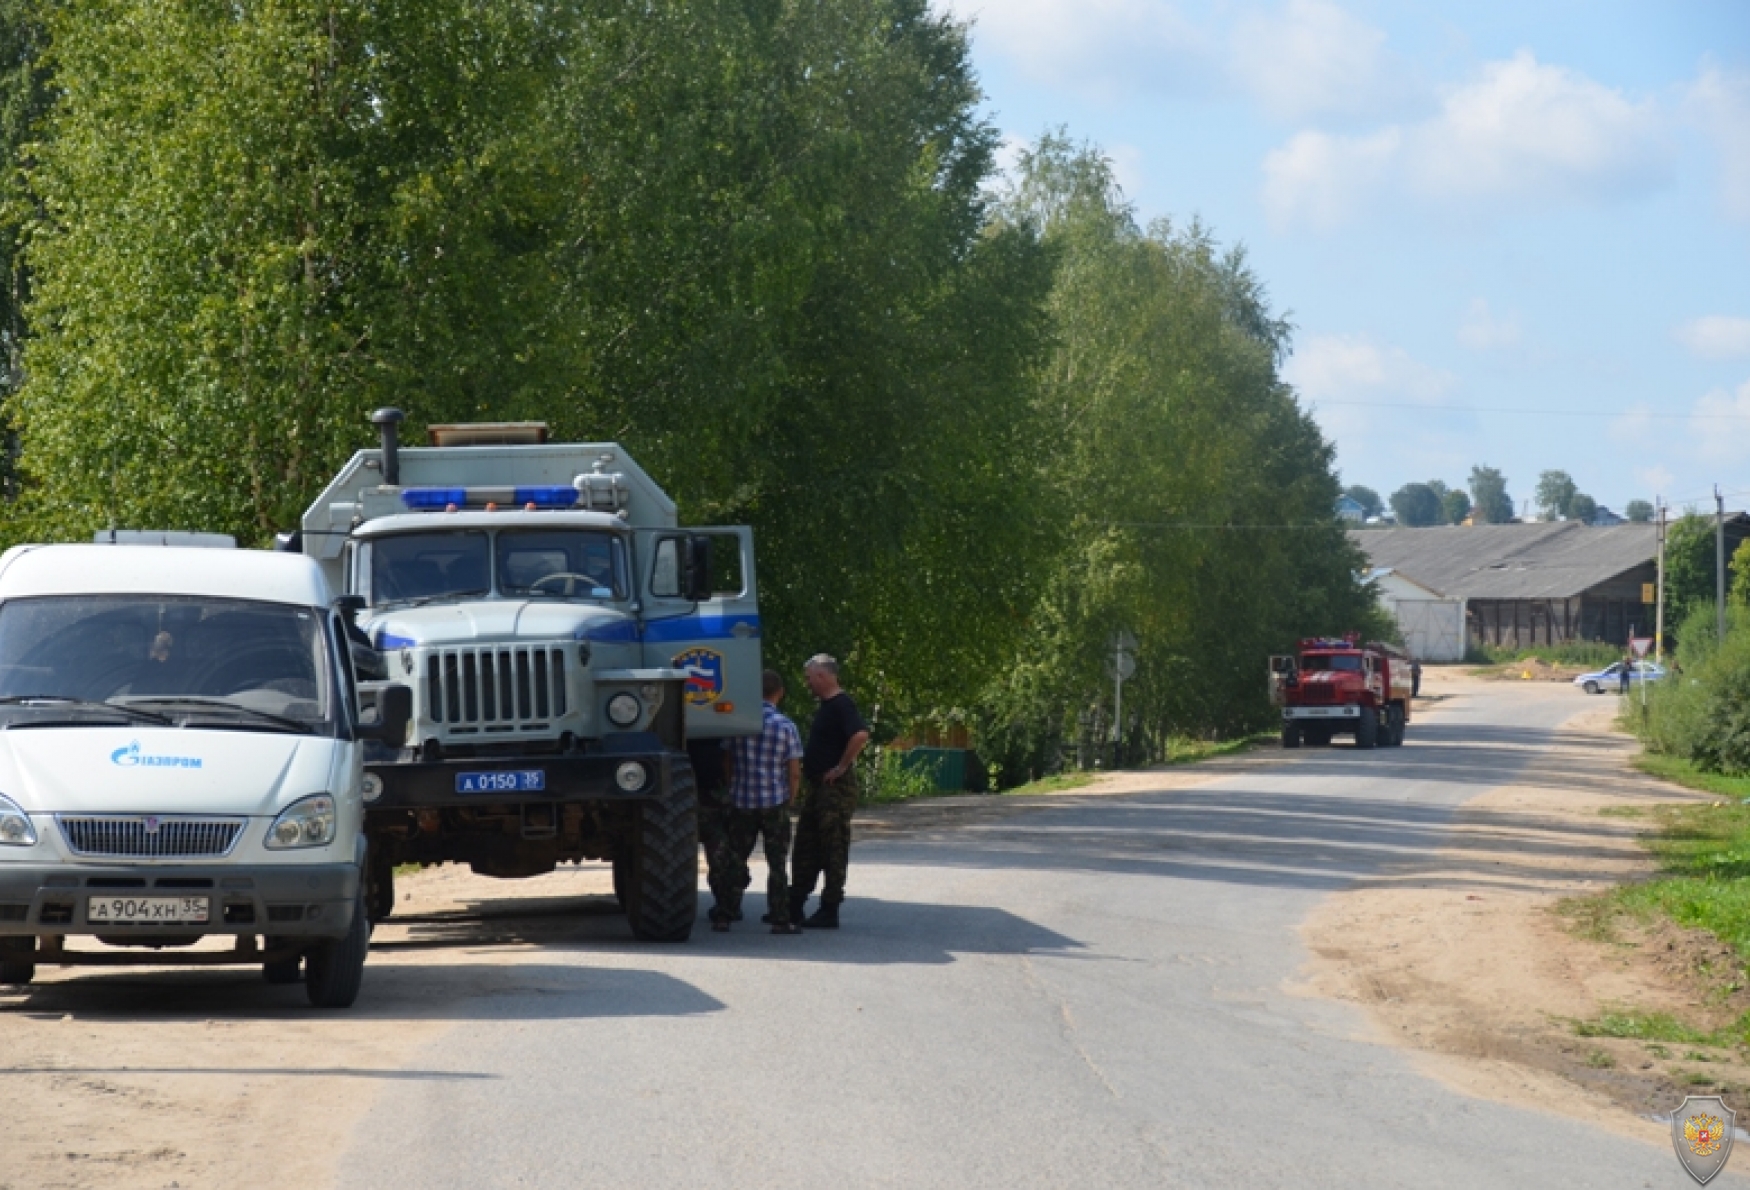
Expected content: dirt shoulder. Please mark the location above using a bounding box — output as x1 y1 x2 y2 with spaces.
1297 672 1740 1155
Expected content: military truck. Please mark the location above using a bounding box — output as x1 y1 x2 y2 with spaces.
290 411 760 941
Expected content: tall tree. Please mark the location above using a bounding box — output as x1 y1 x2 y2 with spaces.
1626 499 1654 523
1568 492 1598 524
1666 512 1722 625
1389 482 1442 527
1469 465 1513 523
1535 469 1578 519
1441 487 1472 525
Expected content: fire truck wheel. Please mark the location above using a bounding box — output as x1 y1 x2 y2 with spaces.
1281 723 1302 749
624 756 699 943
1355 707 1379 750
0 938 33 986
1388 707 1406 746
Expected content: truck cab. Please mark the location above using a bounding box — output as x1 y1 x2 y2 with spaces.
0 541 409 1006
294 412 762 942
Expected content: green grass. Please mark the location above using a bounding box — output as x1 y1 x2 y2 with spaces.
1634 753 1750 801
1468 641 1624 668
1571 1011 1717 1045
1000 733 1272 798
1005 771 1100 797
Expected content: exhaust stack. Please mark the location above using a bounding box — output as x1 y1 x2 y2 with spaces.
371 407 405 486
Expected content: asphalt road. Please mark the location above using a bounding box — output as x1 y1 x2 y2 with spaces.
336 683 1737 1189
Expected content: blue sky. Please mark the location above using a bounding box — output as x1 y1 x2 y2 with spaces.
937 0 1750 517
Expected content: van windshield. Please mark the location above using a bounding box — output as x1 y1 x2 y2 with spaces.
0 595 330 728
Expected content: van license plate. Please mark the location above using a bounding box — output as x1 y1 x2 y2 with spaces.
456 770 546 794
87 896 210 924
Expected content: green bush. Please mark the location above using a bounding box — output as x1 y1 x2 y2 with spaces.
1639 605 1750 775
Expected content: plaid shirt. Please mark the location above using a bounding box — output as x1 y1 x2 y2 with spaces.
729 701 803 809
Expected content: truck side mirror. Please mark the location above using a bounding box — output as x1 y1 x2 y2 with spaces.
335 594 366 619
683 535 712 603
364 683 412 746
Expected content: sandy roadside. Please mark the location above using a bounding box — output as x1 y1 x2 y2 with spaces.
1296 669 1745 1158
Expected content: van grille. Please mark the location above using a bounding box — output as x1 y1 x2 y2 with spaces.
58 816 245 859
427 646 568 734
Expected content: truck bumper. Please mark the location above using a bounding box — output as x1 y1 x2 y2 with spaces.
1282 706 1362 720
0 862 359 940
366 736 678 809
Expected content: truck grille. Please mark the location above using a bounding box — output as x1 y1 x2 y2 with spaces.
58 816 245 859
428 646 569 734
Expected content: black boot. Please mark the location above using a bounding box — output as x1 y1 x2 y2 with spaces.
804 901 839 929
788 891 809 923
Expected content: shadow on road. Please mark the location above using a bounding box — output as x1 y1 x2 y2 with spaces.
0 959 723 1022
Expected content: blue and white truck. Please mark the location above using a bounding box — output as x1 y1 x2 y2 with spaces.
292 412 761 942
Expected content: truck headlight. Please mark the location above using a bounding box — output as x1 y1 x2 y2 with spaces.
0 794 35 846
606 692 641 727
266 795 337 849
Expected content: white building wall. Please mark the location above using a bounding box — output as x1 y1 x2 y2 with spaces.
1373 572 1467 662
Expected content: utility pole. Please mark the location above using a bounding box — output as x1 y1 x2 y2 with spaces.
1655 498 1666 664
1718 486 1728 645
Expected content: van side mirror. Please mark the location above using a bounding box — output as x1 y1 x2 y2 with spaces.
683 535 712 603
363 683 412 745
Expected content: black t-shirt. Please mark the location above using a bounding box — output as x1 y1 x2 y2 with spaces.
804 692 868 779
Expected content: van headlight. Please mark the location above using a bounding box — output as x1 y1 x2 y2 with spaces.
0 794 35 846
605 692 641 727
266 795 337 849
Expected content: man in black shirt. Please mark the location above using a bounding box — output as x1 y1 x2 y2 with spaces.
790 654 870 929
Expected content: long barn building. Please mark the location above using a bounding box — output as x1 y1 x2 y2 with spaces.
1346 520 1746 653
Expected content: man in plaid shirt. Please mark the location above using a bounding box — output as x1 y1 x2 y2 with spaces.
712 669 805 934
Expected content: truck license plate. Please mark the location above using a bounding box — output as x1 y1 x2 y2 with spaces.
456 770 546 794
87 896 210 924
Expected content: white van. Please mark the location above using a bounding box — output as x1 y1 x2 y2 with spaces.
0 543 410 1007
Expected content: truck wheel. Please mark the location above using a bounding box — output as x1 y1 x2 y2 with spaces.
367 854 395 924
1389 707 1406 746
1355 707 1379 750
624 756 699 943
305 896 369 1009
0 939 33 986
1282 723 1302 749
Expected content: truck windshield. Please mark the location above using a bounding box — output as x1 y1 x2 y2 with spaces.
0 595 330 726
368 531 490 605
1302 654 1362 672
497 530 625 600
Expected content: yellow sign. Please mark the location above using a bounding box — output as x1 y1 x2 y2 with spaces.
1643 583 1656 604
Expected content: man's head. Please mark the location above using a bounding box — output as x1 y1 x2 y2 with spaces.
803 654 841 699
761 668 785 705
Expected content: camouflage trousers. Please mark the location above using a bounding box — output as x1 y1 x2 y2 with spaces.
718 804 794 925
697 784 735 913
792 771 859 908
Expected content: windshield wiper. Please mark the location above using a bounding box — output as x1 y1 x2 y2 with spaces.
376 589 490 610
0 696 174 725
113 697 315 733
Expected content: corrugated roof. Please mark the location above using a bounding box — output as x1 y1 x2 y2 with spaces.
1348 522 1656 600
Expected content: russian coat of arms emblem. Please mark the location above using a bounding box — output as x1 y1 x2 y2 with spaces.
1672 1095 1736 1185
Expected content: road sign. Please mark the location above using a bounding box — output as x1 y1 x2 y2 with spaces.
1642 582 1656 604
1108 651 1136 681
1630 637 1653 658
1110 629 1137 652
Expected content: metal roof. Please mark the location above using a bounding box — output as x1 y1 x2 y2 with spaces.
1348 522 1657 600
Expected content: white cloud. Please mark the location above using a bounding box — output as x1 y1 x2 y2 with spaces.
1691 379 1750 463
1635 465 1676 496
939 0 1211 101
1285 334 1456 404
1676 315 1750 360
1690 67 1750 222
1229 0 1393 121
1458 299 1522 351
1264 51 1672 228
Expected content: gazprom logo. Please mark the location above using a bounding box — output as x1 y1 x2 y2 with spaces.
110 740 202 770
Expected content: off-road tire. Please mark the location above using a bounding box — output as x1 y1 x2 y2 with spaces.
1355 707 1379 750
1584 681 1600 695
305 896 368 1008
624 756 698 942
366 853 395 924
0 938 33 986
1281 723 1302 749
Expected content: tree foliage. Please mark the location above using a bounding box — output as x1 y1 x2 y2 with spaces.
1343 484 1381 519
1389 482 1442 527
1625 499 1654 523
1468 464 1513 523
1441 487 1471 525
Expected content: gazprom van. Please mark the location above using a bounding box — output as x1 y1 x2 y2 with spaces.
0 540 409 1007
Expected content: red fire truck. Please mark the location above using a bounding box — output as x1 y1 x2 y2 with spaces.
1269 635 1413 750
